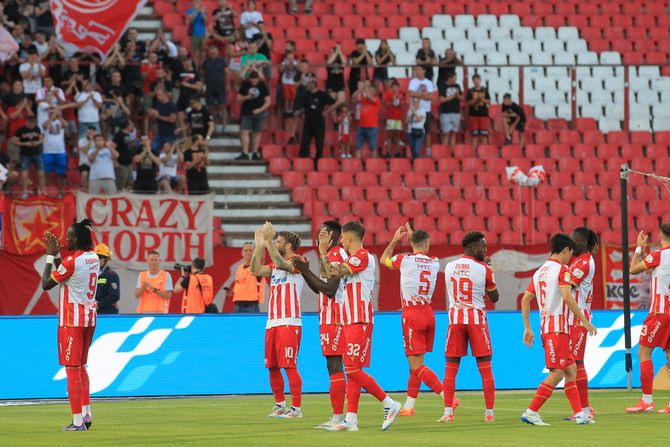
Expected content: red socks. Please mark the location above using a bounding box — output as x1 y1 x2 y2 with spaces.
640 359 654 395
415 365 443 395
330 372 346 414
564 381 582 414
575 364 589 408
285 368 302 408
65 367 83 415
529 381 555 412
346 368 386 402
268 368 285 403
477 360 495 410
443 361 459 407
407 369 421 399
80 367 90 407
346 379 362 413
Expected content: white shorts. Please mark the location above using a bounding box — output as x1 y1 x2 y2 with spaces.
440 113 461 133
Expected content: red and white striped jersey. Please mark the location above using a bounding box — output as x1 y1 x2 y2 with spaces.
340 248 375 325
526 258 572 334
52 250 100 328
643 247 670 316
569 253 595 325
387 252 440 308
444 256 496 324
266 263 305 329
319 246 348 325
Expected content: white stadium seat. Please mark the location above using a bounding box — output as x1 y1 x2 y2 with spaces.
509 52 530 65
653 117 670 131
466 27 488 41
580 78 604 91
486 52 508 65
395 52 415 66
422 27 443 42
575 67 591 78
387 39 406 54
544 90 567 105
490 28 511 42
600 52 622 65
520 40 542 55
634 92 660 106
630 77 651 91
406 41 421 54
553 52 575 65
475 39 497 53
599 118 622 132
577 52 598 65
524 90 543 105
453 40 474 55
534 104 557 119
591 91 614 105
499 15 521 29
566 39 588 54
535 27 557 42
512 28 533 41
542 40 565 54
630 118 652 131
366 39 381 51
498 39 519 54
580 104 605 120
431 15 453 30
546 67 569 79
445 28 466 42
592 66 616 80
557 102 572 119
652 104 670 118
557 27 579 41
454 15 475 29
557 77 571 91
432 41 450 55
399 27 421 42
531 52 553 65
630 104 652 120
463 52 485 64
534 77 557 93
660 91 670 103
499 67 517 81
576 89 590 105
477 14 498 29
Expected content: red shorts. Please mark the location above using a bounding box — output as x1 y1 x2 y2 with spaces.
282 84 297 101
569 325 588 361
445 323 493 358
58 325 95 367
402 305 435 356
320 323 345 356
468 116 490 135
343 323 373 368
265 325 301 369
639 313 670 350
542 332 575 370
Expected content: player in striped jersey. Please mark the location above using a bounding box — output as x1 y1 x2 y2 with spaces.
520 234 597 426
566 227 599 420
250 222 305 419
626 224 670 414
292 221 349 430
442 232 498 423
319 221 402 432
380 224 455 417
41 219 100 431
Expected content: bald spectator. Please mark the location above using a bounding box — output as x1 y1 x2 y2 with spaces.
135 250 173 313
231 242 265 313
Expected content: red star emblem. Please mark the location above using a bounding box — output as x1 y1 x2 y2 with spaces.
10 199 64 254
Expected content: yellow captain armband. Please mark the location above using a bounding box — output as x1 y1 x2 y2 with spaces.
384 258 394 269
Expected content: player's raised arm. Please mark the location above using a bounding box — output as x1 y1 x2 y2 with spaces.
317 228 349 278
292 255 340 297
520 289 535 347
263 222 295 273
250 228 272 277
630 231 653 275
41 232 61 290
380 225 407 268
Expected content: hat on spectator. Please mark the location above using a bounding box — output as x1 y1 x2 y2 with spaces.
95 243 112 259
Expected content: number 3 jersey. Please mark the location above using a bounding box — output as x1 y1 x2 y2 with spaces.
51 250 100 327
444 256 496 325
387 252 440 308
526 258 572 334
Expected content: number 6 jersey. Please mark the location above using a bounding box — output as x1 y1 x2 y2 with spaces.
51 250 100 327
444 256 496 325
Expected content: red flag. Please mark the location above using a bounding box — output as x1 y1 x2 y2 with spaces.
1 194 75 255
50 0 149 59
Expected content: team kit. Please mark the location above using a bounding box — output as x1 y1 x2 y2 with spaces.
45 219 670 431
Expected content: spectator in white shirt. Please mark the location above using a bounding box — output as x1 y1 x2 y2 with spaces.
406 97 426 159
88 134 119 195
19 47 46 103
240 0 263 41
42 110 67 190
77 126 97 192
74 79 103 138
407 66 435 155
35 77 65 131
158 142 186 193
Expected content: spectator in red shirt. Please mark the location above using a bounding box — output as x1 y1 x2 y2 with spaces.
353 81 380 159
383 79 405 157
7 97 33 170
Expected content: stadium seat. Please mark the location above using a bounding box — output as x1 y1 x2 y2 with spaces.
352 201 375 217
404 172 428 188
317 186 340 202
391 186 414 201
401 200 424 217
377 200 400 217
341 186 365 202
429 172 452 188
366 186 388 202
341 158 363 173
428 200 451 217
283 172 305 188
292 186 312 204
452 172 476 188
306 172 329 188
437 159 460 172
270 158 292 175
387 215 407 231
413 216 437 232
562 186 584 201
356 172 378 188
500 201 521 217
317 158 339 172
549 201 572 217
390 159 412 173
329 201 351 216
413 159 436 173
331 172 355 188
364 216 387 234
562 216 586 231
462 158 484 172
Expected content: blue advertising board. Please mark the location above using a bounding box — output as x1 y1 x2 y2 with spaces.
0 311 665 399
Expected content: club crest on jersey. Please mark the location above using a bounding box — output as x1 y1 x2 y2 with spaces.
57 264 67 274
645 254 654 264
564 272 571 282
349 256 361 267
572 268 584 279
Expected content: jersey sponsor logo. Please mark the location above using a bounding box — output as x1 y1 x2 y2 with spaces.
572 331 585 356
64 334 74 362
572 268 584 279
546 338 557 365
57 264 67 275
647 320 662 343
349 256 361 267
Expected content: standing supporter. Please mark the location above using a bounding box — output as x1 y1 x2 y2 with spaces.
437 49 462 91
19 46 46 104
149 29 178 61
185 96 215 143
384 79 405 157
240 0 263 41
231 242 265 313
299 78 335 165
112 120 139 192
6 95 32 170
135 250 173 314
415 38 438 81
13 115 45 196
186 0 208 63
202 45 228 133
466 74 491 150
325 45 347 125
406 97 426 159
88 134 119 195
174 257 214 314
176 59 203 131
145 66 173 135
353 82 381 159
280 50 299 116
73 80 102 138
348 39 373 95
227 30 249 90
407 66 434 155
502 93 526 147
286 60 311 145
337 105 352 158
438 73 462 148
150 89 178 154
210 0 236 49
158 142 187 194
42 110 67 191
373 40 396 90
101 71 130 138
236 70 271 160
184 135 211 194
94 243 121 315
132 137 160 194
240 41 270 78
77 126 96 192
35 76 66 125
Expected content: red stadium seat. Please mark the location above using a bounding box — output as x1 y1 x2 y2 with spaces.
356 172 378 188
413 216 437 232
401 200 424 217
462 158 484 172
292 186 312 203
366 186 388 202
573 144 596 159
379 172 398 188
630 158 654 173
331 172 355 187
329 200 351 216
429 172 452 188
377 200 400 217
499 201 521 217
562 186 584 201
452 172 476 188
306 172 329 188
638 216 663 233
390 159 411 173
574 200 594 216
525 144 547 159
502 145 523 158
437 158 460 172
587 215 610 234
413 158 436 173
549 201 572 217
474 200 497 216
439 186 461 201
390 186 413 201
488 186 512 202
364 216 387 234
549 144 571 159
476 172 500 188
283 172 305 188
453 144 475 158
402 172 426 188
634 185 658 201
450 201 473 218
597 144 619 158
317 186 340 201
364 158 388 173
431 145 451 159
317 158 339 172
608 131 630 146
463 186 486 201
548 172 573 187
562 216 586 232
487 215 510 234
647 144 669 159
436 216 459 233
352 201 375 217
534 131 556 147
537 216 560 234
341 158 363 173
342 186 365 202
427 200 450 217
387 215 407 231
559 130 581 145
270 158 292 175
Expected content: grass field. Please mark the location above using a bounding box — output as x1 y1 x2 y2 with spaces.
2 390 670 447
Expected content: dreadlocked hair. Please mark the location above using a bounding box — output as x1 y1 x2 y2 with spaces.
72 218 94 251
573 227 598 253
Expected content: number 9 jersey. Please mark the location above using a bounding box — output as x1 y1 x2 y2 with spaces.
52 250 100 328
444 255 496 325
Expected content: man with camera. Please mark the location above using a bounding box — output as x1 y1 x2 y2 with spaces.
135 250 173 313
174 257 215 314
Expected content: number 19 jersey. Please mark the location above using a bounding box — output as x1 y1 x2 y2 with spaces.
444 256 496 324
51 250 100 328
388 252 440 308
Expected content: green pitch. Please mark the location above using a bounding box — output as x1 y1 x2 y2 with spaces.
3 390 669 446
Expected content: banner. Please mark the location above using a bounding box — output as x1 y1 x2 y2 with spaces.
0 312 665 399
50 0 148 59
602 244 651 310
76 192 214 270
1 194 75 255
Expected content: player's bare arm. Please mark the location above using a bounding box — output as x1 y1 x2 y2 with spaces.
292 255 340 297
249 228 272 277
560 285 597 335
41 232 60 291
520 291 535 347
317 229 338 277
630 231 650 275
487 288 500 303
262 222 295 273
380 225 407 268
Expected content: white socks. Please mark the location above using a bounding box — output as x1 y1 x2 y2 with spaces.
82 405 91 417
73 413 83 426
332 414 345 423
485 409 494 417
642 394 653 404
581 406 590 415
276 400 287 407
525 408 538 415
345 412 358 425
382 396 394 408
403 397 416 409
444 407 453 416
